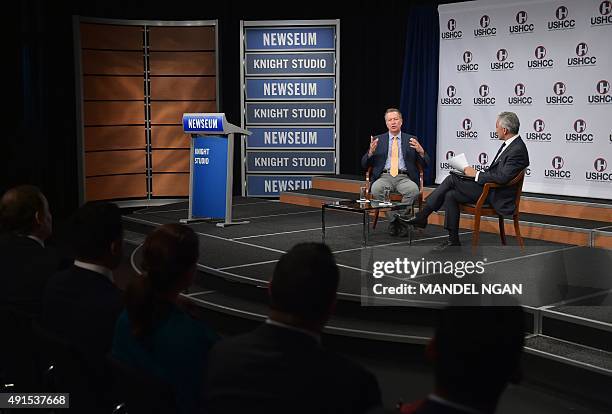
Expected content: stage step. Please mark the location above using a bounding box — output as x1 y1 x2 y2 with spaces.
525 335 612 376
429 211 609 247
279 188 610 247
302 174 612 223
188 290 433 344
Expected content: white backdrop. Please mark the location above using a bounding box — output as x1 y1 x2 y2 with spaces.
437 0 611 199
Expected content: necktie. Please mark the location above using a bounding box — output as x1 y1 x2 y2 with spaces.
490 142 506 165
390 136 399 177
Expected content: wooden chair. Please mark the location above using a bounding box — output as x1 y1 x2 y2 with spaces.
365 161 424 229
459 169 526 248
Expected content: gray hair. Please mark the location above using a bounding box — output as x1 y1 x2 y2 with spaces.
497 112 520 134
384 108 403 120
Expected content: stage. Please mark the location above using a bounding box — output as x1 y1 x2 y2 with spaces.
121 196 612 390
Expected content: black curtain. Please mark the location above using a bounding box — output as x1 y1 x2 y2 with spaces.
399 4 440 185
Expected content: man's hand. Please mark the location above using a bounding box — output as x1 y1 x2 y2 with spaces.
368 136 379 157
463 166 477 177
409 137 425 157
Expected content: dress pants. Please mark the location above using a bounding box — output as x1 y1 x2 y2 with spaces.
425 174 486 237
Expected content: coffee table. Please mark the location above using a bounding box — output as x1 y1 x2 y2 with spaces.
321 199 409 247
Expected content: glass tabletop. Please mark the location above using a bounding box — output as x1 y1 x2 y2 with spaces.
322 199 409 211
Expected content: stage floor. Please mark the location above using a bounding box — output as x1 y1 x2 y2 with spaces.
124 198 612 315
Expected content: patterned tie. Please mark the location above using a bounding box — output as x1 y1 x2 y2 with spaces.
490 142 506 165
390 136 399 177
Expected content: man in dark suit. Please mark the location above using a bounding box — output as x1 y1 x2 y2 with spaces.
0 185 58 318
42 202 124 357
205 243 382 414
402 111 529 249
399 305 525 414
362 108 430 214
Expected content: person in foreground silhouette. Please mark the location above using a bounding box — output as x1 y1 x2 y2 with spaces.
0 185 58 318
399 305 525 414
400 112 528 250
113 223 217 414
205 242 382 414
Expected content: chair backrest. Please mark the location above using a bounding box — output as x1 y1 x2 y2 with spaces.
106 355 177 414
509 169 526 211
31 321 108 412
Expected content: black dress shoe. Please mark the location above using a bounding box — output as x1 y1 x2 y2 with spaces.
398 214 427 229
432 239 462 252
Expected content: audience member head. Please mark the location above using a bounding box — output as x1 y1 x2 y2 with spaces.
126 223 199 338
430 305 525 412
269 242 339 332
72 201 123 269
0 185 52 240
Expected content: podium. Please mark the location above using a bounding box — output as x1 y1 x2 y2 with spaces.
180 113 251 227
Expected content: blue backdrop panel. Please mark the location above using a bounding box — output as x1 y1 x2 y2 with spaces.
246 52 335 75
247 175 313 197
246 151 335 173
192 136 228 219
247 127 335 149
245 27 335 51
245 78 335 100
246 102 335 124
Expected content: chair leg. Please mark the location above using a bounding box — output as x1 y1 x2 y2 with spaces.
513 214 524 249
498 215 507 245
372 210 380 230
472 212 481 247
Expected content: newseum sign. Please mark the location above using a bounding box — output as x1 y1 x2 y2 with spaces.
241 20 340 197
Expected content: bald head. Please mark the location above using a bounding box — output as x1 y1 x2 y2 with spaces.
0 185 52 240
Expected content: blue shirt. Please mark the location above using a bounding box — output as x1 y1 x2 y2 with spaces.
112 305 218 414
383 132 407 171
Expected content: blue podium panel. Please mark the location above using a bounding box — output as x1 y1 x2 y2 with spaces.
246 127 335 149
247 175 313 197
246 52 335 76
192 136 228 219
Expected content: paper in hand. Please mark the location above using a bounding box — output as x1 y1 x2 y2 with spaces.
448 153 469 172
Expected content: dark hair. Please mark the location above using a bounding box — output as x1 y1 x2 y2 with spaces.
125 224 199 339
72 202 122 260
434 306 525 405
269 243 339 322
0 185 45 234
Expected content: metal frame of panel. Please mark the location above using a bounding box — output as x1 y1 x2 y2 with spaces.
74 17 219 204
240 19 340 197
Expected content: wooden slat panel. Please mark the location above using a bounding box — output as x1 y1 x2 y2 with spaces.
152 173 189 196
85 151 146 176
80 23 142 50
151 150 190 173
150 101 216 125
86 175 147 201
84 126 145 151
84 101 145 126
593 233 612 249
82 50 143 75
150 126 190 149
149 52 215 75
150 77 216 101
149 26 215 51
83 76 144 100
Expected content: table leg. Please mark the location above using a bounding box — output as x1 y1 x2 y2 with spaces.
362 211 367 247
322 205 326 243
